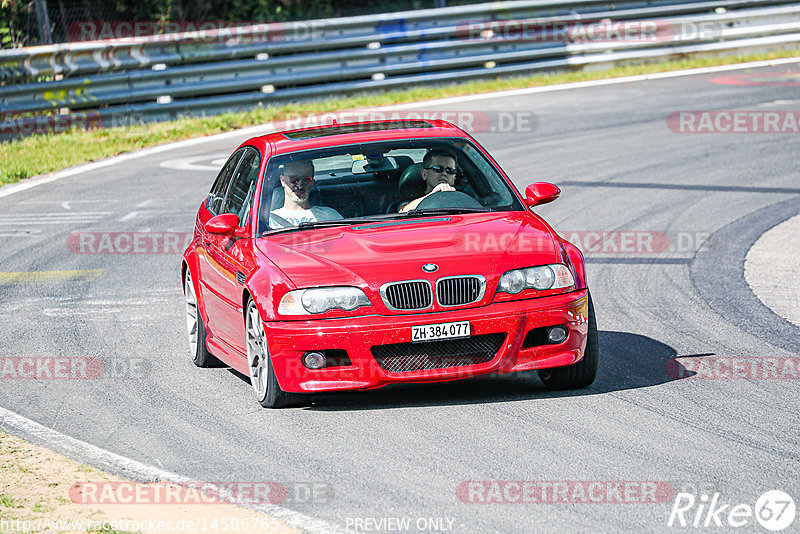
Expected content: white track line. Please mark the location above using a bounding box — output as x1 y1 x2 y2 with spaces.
0 406 344 533
2 56 799 202
383 56 800 108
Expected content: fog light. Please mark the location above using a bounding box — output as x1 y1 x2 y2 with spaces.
302 351 326 369
547 326 568 344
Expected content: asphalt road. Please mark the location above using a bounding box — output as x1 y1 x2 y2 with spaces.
1 62 799 533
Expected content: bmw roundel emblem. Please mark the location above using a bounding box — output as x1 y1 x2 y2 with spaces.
422 263 439 273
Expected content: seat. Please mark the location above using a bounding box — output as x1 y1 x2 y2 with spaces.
398 162 426 199
386 163 426 212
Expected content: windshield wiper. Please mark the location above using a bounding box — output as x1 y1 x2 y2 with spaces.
262 216 394 235
297 218 384 229
402 207 490 217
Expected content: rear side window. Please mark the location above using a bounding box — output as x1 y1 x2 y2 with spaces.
207 150 244 215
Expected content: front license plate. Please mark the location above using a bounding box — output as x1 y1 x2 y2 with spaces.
411 321 471 343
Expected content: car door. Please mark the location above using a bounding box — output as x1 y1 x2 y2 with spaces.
200 147 261 353
197 149 245 343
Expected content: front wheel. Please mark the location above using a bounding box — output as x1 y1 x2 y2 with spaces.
538 292 599 390
245 299 308 408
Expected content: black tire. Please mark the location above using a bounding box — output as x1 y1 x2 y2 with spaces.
185 269 223 368
194 308 223 368
539 292 599 390
245 299 310 408
261 349 309 409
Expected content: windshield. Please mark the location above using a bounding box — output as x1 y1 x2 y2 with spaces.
256 138 523 234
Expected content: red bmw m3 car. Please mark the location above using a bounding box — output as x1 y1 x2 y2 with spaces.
182 119 598 407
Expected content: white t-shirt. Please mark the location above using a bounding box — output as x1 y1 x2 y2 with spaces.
269 206 343 228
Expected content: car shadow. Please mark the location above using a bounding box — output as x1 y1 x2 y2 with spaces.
226 330 709 411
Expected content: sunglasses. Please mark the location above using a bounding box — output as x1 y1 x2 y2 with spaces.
424 165 457 175
284 175 314 186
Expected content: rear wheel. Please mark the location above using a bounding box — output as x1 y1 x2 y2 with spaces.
185 269 221 368
245 299 308 408
539 292 599 390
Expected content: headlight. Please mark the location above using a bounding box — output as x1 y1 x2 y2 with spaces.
497 264 574 294
278 287 370 315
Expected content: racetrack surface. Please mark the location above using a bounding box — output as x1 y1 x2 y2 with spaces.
1 62 799 533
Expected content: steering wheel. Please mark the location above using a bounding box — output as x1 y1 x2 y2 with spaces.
415 190 485 211
386 199 406 214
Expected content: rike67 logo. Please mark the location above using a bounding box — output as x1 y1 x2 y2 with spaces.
669 490 796 531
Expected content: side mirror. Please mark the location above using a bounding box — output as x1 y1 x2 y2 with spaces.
524 182 561 207
204 213 240 235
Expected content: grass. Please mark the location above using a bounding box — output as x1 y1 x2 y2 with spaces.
0 493 23 508
1 47 798 186
0 431 154 534
31 500 54 513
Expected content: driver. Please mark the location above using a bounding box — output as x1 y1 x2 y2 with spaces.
399 149 458 212
269 160 343 228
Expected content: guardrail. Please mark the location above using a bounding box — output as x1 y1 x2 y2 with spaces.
1 0 799 137
1 0 764 82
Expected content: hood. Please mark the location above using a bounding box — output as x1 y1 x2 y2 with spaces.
256 212 559 291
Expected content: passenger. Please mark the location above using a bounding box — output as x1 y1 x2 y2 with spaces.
269 160 343 228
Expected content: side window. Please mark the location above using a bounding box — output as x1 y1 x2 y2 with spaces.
220 147 261 224
206 150 244 215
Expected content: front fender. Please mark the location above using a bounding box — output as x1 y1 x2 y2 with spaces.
561 239 587 290
245 261 295 322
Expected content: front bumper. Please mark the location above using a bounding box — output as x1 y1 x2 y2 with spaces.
266 289 589 393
